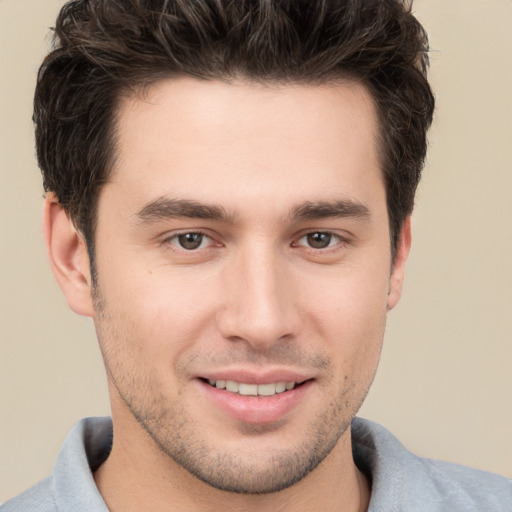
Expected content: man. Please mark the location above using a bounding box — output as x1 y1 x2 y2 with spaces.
2 0 511 510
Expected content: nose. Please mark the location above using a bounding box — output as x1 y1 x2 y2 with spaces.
217 246 299 350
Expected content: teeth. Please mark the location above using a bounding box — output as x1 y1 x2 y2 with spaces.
257 383 277 396
239 383 258 396
225 380 239 393
208 380 297 396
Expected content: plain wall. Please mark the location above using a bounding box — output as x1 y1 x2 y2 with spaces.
1 0 511 502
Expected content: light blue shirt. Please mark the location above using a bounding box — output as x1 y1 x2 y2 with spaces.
2 417 511 511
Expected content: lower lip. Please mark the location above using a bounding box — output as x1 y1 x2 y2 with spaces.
199 380 313 424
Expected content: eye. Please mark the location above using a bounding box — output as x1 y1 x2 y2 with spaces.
296 232 341 249
168 232 211 251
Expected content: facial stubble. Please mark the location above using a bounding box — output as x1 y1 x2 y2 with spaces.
92 283 378 495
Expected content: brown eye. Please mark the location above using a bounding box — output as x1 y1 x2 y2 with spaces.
177 233 205 250
306 232 334 249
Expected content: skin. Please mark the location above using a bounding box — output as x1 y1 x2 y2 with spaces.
44 77 411 511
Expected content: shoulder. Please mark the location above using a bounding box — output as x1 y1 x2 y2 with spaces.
1 417 112 512
414 457 512 509
1 477 56 512
352 417 512 512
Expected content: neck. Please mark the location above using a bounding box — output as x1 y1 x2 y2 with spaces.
94 415 370 512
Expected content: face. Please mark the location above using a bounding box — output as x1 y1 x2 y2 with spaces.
89 78 408 493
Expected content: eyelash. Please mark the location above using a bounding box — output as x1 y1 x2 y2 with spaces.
162 231 217 251
161 230 347 253
293 232 345 251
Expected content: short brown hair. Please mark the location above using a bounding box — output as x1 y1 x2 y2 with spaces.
34 0 434 265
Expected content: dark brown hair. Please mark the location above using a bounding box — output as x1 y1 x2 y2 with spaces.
34 0 434 266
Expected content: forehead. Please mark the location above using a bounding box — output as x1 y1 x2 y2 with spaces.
107 77 384 217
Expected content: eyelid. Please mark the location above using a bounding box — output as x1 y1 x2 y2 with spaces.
292 230 349 250
160 229 220 250
158 228 349 252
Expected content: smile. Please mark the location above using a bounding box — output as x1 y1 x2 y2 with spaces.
200 377 313 423
207 379 297 396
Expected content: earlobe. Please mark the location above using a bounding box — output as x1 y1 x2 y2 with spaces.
43 193 94 317
387 216 412 311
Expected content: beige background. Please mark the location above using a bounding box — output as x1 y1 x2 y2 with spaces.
1 0 511 503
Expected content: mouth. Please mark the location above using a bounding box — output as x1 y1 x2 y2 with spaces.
202 379 301 397
197 375 313 424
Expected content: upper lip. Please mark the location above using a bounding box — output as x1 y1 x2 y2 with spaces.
197 368 313 385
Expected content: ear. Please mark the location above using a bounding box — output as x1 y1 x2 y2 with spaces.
43 193 94 317
387 216 412 311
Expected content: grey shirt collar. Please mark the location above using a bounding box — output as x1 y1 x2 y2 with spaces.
4 416 511 511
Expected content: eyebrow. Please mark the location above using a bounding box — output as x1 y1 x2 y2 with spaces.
135 197 234 223
291 200 371 222
134 197 371 225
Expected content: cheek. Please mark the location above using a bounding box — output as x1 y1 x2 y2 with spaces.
298 264 389 372
94 262 220 357
301 262 390 332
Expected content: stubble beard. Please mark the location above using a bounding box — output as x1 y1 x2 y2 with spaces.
114 378 358 494
93 285 376 495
